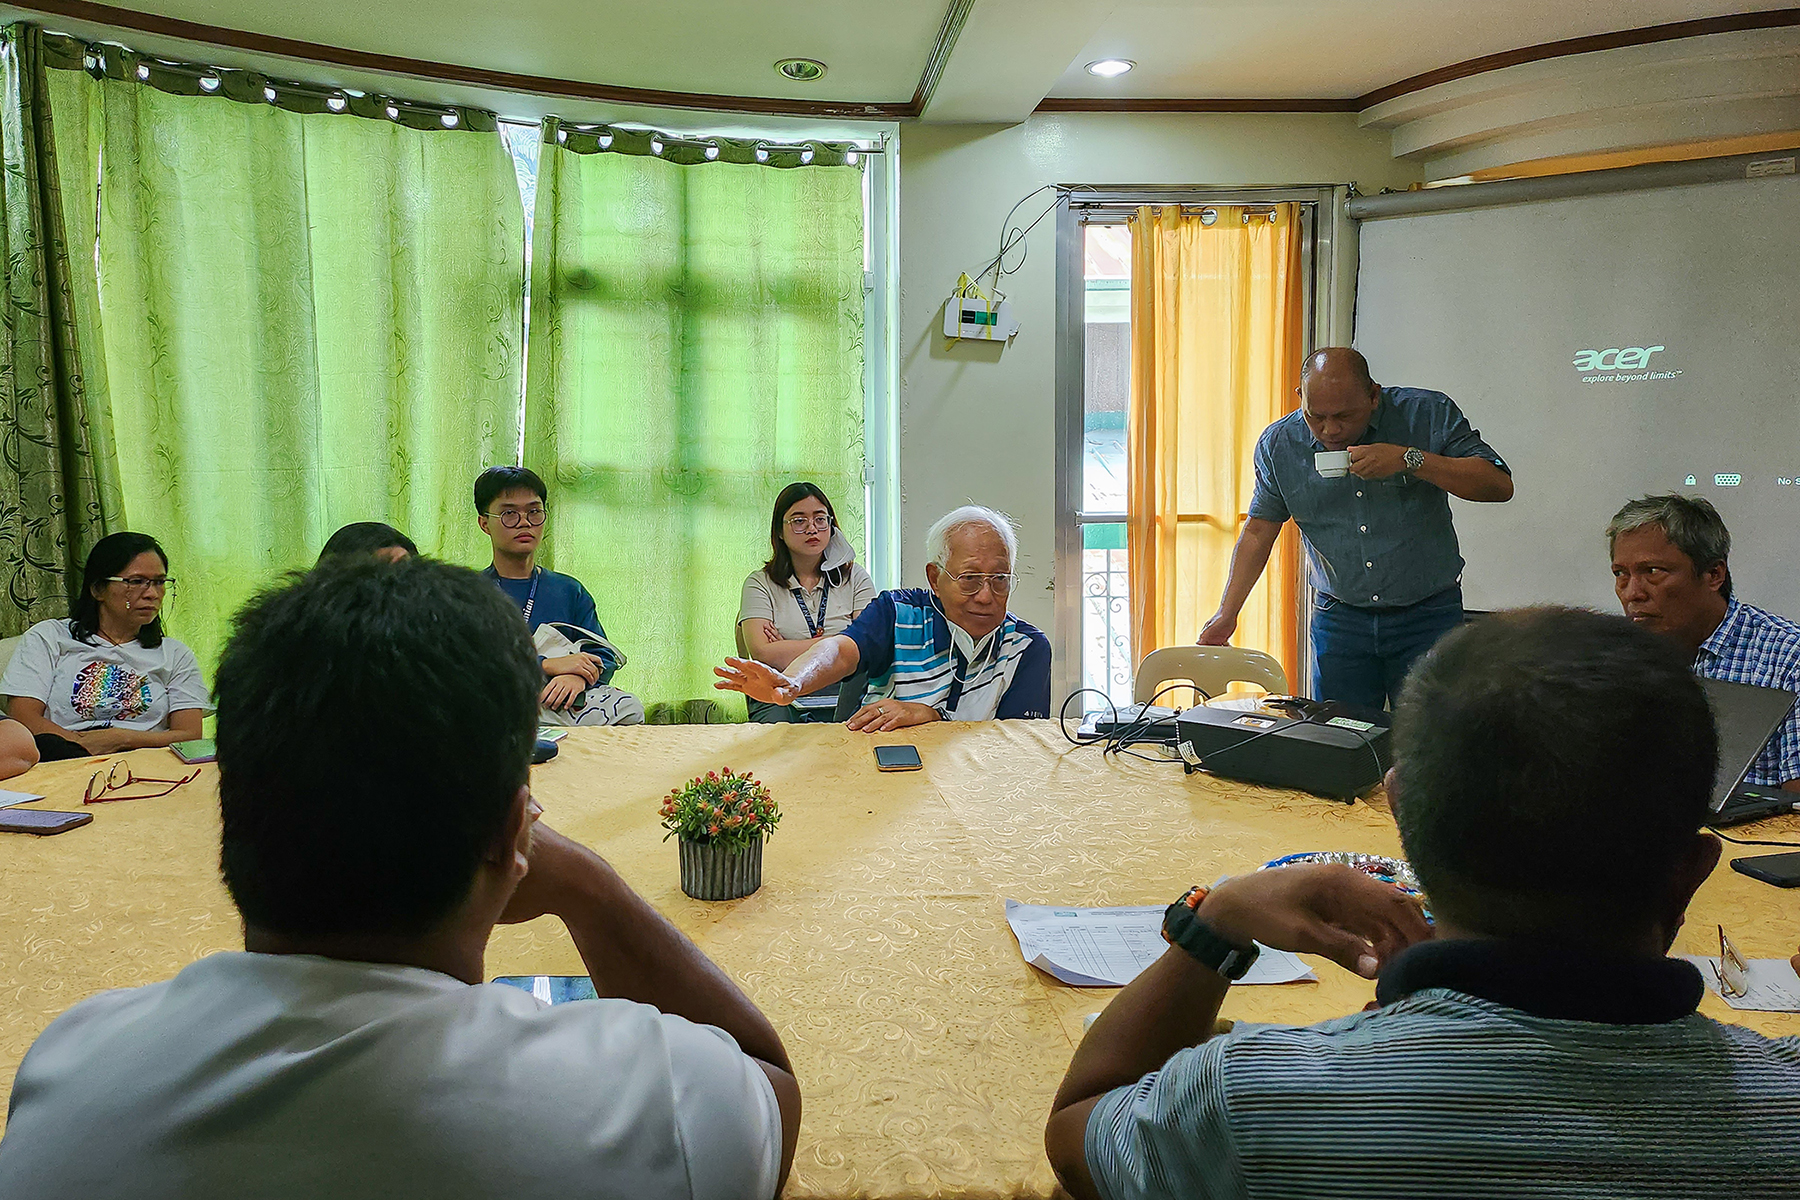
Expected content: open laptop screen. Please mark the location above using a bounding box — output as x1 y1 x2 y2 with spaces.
1699 677 1797 812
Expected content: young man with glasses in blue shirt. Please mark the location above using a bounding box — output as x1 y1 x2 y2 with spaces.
715 505 1050 731
474 466 620 713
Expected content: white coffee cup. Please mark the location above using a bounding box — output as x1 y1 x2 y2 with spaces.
1315 450 1351 478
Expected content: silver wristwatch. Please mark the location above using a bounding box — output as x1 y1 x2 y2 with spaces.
1403 446 1425 473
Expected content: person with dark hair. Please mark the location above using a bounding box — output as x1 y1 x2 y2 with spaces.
2 532 207 759
1048 607 1800 1200
0 558 798 1200
1609 492 1800 792
736 483 875 722
473 465 629 717
318 521 418 563
1198 346 1514 708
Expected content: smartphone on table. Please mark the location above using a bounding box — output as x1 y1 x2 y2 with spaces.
171 739 217 765
873 744 923 772
0 809 93 836
1731 852 1800 888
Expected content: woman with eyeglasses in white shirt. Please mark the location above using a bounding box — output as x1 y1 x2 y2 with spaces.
736 483 874 723
2 532 208 760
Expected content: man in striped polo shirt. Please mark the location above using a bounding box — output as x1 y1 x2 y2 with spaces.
715 505 1050 731
1048 607 1800 1200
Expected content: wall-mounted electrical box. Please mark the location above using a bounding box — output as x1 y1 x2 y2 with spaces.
943 288 1018 343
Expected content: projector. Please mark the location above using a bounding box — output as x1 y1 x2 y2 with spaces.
1176 702 1392 801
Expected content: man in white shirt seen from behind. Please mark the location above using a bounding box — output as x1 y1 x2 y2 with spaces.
0 557 799 1200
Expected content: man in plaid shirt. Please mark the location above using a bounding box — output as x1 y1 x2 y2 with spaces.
1609 493 1800 791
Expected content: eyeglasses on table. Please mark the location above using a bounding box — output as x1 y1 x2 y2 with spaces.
83 759 201 805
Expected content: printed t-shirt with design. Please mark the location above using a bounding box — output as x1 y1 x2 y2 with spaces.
482 565 620 682
0 618 208 731
842 587 1050 720
738 564 877 643
0 952 782 1200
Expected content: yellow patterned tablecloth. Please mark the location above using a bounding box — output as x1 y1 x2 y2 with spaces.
3 722 1798 1196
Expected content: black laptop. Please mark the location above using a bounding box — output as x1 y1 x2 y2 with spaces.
1701 677 1799 826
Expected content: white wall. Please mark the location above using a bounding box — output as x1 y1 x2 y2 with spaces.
896 113 1420 633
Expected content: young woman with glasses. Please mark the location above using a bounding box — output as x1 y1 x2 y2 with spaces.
736 483 875 722
2 532 208 760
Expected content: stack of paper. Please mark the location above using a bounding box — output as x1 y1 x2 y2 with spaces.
1004 899 1316 987
0 789 45 810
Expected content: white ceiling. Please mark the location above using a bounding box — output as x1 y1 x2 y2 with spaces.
7 0 1782 120
63 0 948 103
1048 1 1775 100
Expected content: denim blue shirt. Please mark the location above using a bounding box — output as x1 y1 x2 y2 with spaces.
1248 387 1509 608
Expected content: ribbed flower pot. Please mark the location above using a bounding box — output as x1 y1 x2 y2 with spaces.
679 836 763 901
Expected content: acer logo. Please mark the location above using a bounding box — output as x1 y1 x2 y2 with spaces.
1572 345 1665 371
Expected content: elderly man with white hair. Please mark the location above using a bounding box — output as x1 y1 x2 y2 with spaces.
715 505 1050 731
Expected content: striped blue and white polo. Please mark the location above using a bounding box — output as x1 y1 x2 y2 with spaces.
1085 939 1800 1199
844 588 1050 720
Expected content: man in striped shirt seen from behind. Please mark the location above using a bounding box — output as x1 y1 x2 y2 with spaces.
1048 606 1800 1200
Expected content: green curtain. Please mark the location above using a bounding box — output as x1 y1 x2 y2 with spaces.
524 122 865 718
44 62 524 674
0 26 116 635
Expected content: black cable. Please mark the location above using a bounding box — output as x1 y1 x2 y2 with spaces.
1707 827 1800 849
1058 687 1116 746
967 184 1102 296
1106 682 1206 756
1059 684 1198 766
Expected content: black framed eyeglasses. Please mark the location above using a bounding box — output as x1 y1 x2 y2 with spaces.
485 507 547 529
104 575 174 594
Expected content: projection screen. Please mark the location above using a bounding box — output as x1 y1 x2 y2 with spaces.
1354 172 1800 618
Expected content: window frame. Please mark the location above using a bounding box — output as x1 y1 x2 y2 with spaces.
1052 186 1350 708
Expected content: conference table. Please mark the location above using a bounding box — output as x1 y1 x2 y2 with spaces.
4 721 1797 1197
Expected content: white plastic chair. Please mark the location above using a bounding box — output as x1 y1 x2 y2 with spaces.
0 635 19 682
1133 646 1288 705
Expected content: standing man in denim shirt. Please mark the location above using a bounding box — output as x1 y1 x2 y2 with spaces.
1198 348 1513 707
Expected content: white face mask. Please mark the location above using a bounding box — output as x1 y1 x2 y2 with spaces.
947 619 996 667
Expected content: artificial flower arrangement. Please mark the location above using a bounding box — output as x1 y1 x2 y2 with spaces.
661 768 781 900
659 768 781 852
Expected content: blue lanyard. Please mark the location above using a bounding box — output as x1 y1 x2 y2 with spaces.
790 578 831 638
520 568 542 625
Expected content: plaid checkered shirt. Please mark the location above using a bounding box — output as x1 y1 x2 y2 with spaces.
1695 596 1800 787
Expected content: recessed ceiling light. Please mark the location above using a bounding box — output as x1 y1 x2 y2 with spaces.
776 58 827 82
1085 58 1135 78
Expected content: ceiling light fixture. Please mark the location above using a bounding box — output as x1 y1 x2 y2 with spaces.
1085 58 1135 78
775 58 827 82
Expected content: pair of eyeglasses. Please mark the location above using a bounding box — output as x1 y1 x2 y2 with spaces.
1716 924 1749 999
486 507 547 529
105 575 174 594
84 760 200 805
945 572 1014 597
784 515 832 533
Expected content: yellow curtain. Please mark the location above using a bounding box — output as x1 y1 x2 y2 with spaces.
1126 204 1303 685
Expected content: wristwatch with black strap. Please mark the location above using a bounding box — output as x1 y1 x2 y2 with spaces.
1162 885 1260 980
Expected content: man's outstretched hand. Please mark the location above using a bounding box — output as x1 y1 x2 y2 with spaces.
714 657 800 705
1198 862 1433 978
